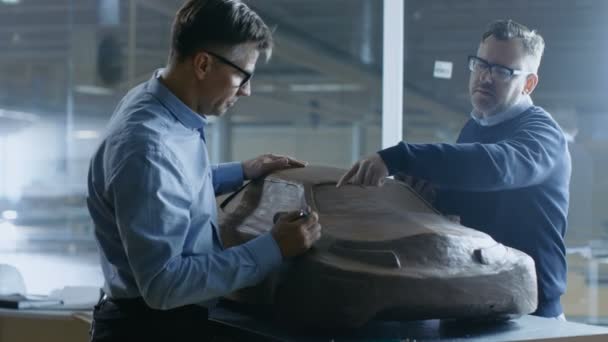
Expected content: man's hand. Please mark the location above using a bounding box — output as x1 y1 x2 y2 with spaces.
395 173 437 204
336 153 388 187
242 153 307 180
271 209 321 258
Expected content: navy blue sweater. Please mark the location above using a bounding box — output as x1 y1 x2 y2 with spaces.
378 106 570 317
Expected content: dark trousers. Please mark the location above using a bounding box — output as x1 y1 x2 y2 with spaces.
90 296 211 342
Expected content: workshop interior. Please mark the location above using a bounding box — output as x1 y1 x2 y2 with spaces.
1 0 608 341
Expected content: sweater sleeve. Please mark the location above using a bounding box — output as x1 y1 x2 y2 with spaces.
377 117 567 192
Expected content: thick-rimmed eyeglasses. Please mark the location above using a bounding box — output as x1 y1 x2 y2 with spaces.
204 50 253 88
467 55 528 82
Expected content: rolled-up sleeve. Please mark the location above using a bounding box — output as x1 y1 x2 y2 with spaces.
109 148 281 310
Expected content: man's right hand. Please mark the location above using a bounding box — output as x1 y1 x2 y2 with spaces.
336 153 389 188
271 209 321 258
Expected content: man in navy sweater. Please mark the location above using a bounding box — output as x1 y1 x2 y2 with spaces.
337 19 570 320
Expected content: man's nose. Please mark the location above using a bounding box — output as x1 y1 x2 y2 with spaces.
237 81 251 97
478 68 493 84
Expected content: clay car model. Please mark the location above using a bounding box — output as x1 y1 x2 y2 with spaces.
218 166 537 328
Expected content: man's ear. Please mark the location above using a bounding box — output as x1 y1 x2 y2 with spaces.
523 73 539 95
192 51 212 80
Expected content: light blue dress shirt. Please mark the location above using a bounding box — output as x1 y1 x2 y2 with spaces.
471 95 533 126
87 70 282 310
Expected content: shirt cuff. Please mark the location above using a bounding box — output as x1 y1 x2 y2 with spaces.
212 162 244 194
377 142 409 175
243 232 283 276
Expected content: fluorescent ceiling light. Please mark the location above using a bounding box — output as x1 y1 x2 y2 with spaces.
0 109 38 122
289 83 363 93
74 85 114 96
74 130 100 140
2 210 18 220
1 0 20 4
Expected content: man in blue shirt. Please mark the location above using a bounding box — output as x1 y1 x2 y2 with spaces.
338 20 570 320
87 1 321 340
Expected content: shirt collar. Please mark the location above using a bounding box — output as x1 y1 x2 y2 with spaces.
471 95 533 127
145 69 207 130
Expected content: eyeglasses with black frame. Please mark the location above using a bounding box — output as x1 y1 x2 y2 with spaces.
204 50 253 89
467 55 528 82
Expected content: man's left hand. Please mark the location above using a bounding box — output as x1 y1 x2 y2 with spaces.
242 153 307 180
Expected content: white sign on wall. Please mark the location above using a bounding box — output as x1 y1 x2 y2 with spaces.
433 60 453 79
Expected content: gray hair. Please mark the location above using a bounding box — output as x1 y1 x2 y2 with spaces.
170 0 273 61
482 19 545 70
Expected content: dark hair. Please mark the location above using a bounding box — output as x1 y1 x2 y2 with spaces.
482 19 545 65
170 0 273 61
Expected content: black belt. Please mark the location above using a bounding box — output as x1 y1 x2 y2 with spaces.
98 293 208 317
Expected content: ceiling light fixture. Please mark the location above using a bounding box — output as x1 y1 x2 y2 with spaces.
74 85 114 96
2 210 18 221
74 130 100 140
289 83 364 93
